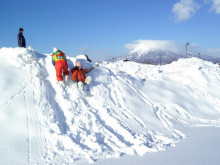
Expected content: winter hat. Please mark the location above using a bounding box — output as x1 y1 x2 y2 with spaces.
76 61 82 67
53 47 58 52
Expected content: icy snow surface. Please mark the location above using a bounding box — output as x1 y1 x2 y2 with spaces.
0 47 220 164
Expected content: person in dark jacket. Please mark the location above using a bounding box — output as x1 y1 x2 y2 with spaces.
17 28 26 48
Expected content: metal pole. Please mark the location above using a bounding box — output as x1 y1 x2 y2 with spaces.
186 42 189 56
159 54 161 66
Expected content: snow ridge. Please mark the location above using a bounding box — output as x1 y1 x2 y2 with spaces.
0 47 220 164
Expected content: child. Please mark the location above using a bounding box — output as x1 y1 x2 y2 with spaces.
72 61 95 95
52 47 69 87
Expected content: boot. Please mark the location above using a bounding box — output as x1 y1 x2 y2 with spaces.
58 81 65 88
64 75 69 85
85 76 92 85
78 81 84 90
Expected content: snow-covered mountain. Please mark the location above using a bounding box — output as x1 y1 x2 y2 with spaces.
0 47 220 165
118 49 220 65
119 49 185 65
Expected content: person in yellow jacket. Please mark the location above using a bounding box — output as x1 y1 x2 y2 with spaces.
52 47 69 87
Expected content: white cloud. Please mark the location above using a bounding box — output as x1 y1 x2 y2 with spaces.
205 0 220 14
188 44 220 57
172 0 200 22
77 46 88 52
191 43 200 48
125 40 182 54
125 40 220 58
203 48 220 56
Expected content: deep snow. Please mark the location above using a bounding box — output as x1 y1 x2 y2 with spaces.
0 47 220 165
90 127 220 165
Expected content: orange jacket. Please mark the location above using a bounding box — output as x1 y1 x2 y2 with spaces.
72 67 94 82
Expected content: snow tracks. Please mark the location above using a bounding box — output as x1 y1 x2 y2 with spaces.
28 56 220 164
1 48 220 165
40 56 193 164
40 56 168 164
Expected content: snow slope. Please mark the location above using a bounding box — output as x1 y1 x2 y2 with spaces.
91 127 220 165
0 47 220 164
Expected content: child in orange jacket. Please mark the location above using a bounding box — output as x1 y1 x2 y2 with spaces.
72 61 94 94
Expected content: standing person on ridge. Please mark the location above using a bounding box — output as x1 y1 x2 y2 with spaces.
17 28 26 48
52 47 69 87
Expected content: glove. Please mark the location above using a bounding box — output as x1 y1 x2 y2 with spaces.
52 61 55 66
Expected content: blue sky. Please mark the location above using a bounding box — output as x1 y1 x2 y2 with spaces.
0 0 220 60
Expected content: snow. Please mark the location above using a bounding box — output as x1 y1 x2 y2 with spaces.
90 127 220 165
0 47 220 164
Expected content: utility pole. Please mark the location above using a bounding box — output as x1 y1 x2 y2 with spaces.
159 54 162 66
186 42 189 56
112 57 115 63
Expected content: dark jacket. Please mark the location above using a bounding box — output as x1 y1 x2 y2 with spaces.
17 33 26 48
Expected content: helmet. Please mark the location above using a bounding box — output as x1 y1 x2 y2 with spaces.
53 47 58 52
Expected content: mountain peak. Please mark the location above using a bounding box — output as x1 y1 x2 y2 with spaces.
119 49 220 65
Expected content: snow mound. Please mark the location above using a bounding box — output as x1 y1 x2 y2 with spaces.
73 54 93 69
0 47 220 164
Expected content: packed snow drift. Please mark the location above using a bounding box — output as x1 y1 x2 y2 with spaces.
0 47 220 165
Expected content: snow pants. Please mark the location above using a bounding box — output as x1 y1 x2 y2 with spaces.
55 60 69 81
78 76 92 90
